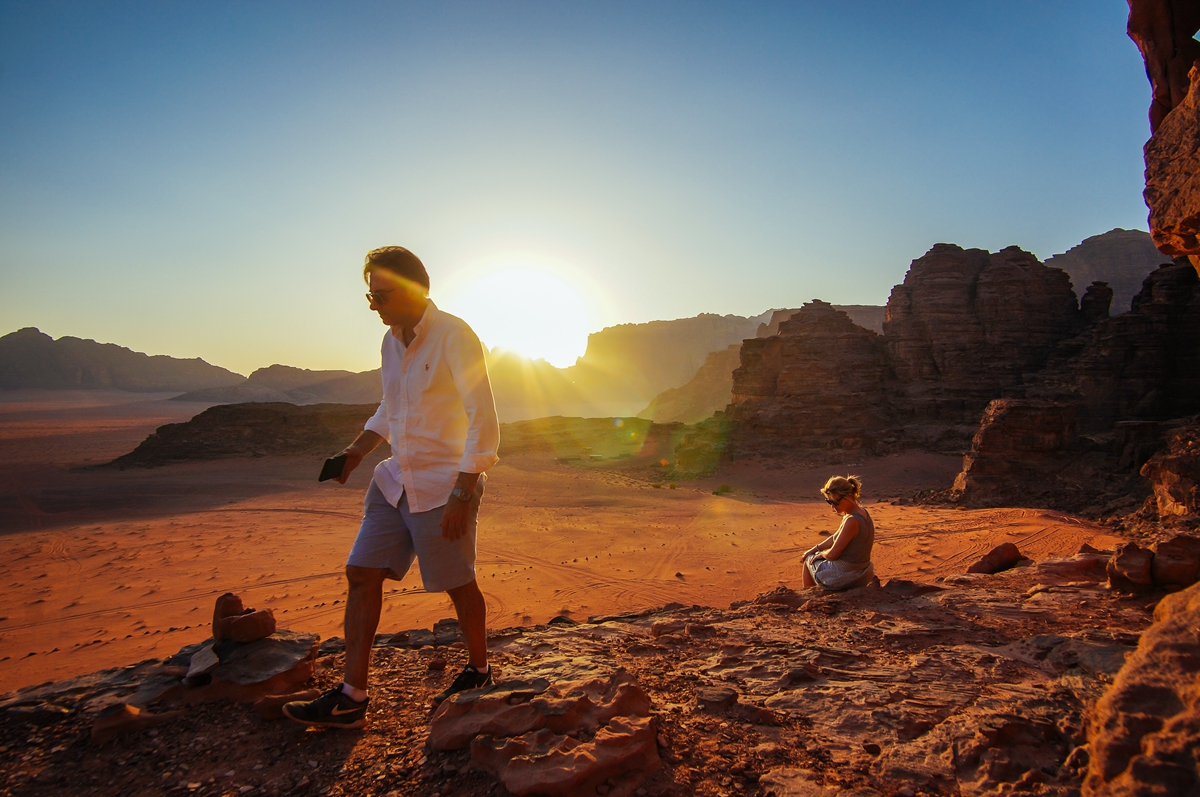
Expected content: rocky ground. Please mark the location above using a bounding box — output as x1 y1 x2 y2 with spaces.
0 553 1165 797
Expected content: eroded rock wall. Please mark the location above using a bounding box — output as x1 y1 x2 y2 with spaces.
1026 261 1200 435
727 301 891 455
884 245 1080 431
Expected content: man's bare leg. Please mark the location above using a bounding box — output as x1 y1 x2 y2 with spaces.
801 562 816 589
344 565 387 691
447 579 488 670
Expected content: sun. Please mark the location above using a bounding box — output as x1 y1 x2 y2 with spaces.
439 256 601 368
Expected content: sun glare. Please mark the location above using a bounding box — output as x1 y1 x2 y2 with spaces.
440 257 601 368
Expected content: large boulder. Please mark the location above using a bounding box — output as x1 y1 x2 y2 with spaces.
1083 581 1200 795
1152 534 1200 590
951 400 1076 507
966 542 1027 575
1107 543 1156 595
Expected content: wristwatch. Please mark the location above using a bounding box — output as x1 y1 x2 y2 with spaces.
450 486 472 503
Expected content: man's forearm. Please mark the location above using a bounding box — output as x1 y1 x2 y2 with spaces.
347 430 385 456
454 471 480 493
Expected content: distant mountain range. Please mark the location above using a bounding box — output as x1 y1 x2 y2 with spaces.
2 229 1166 422
0 328 244 392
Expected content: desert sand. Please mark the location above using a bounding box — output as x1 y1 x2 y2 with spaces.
0 392 1126 694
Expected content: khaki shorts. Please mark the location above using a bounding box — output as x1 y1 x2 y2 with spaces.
346 477 484 593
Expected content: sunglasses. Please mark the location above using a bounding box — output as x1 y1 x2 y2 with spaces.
824 495 842 507
365 288 396 304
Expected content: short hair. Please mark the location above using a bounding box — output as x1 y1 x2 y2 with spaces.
363 246 430 291
822 474 862 501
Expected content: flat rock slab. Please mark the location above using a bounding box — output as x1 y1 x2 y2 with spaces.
0 659 182 717
166 630 318 703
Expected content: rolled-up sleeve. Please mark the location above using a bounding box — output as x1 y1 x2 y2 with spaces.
363 399 390 441
446 326 500 473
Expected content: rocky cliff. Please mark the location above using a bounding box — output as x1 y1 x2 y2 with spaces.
1130 0 1200 275
639 305 886 425
884 245 1080 432
725 245 1090 457
727 300 892 456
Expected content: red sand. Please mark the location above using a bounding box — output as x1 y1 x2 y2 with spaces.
0 392 1125 694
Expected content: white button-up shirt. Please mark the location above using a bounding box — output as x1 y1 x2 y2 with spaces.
364 301 500 512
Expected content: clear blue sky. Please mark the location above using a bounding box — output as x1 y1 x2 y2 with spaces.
0 1 1153 372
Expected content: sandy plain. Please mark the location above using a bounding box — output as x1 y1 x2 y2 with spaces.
0 391 1127 694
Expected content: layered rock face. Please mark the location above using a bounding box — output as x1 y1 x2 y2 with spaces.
1028 261 1200 434
1128 0 1200 133
951 400 1077 506
884 245 1079 430
1131 1 1200 275
951 264 1200 514
727 300 892 455
726 245 1085 456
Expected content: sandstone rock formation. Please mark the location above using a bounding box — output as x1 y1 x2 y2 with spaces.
1045 229 1169 315
1083 580 1200 796
948 262 1200 515
966 542 1027 575
725 245 1087 459
727 300 892 456
952 400 1078 507
1135 4 1200 274
212 593 276 644
1152 534 1200 590
0 562 1176 795
1128 0 1200 133
884 245 1079 435
756 305 886 337
105 402 383 467
1107 542 1156 594
640 305 886 425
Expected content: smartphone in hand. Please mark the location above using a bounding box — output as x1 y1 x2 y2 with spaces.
319 454 348 482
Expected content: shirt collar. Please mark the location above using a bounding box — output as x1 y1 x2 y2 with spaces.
414 299 437 337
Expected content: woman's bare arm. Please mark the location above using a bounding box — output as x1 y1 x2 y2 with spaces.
823 516 859 561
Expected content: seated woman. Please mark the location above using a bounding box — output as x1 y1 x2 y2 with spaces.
802 475 875 591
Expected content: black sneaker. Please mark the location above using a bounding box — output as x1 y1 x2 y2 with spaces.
282 686 368 729
432 664 493 705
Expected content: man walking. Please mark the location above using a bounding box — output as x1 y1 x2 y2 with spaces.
284 246 500 729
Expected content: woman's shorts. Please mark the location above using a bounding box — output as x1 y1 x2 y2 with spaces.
806 554 873 591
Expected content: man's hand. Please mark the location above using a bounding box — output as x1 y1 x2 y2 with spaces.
441 498 472 541
440 472 481 540
335 447 365 485
334 430 384 485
